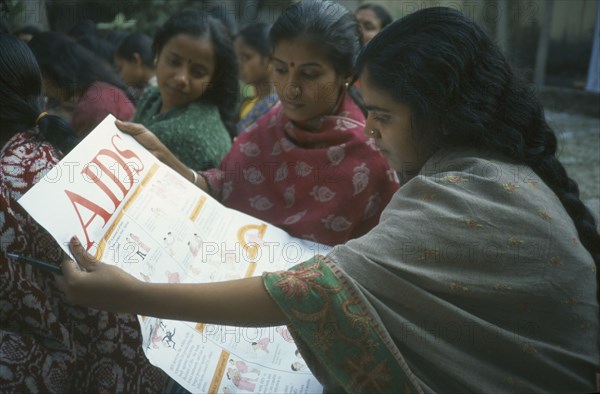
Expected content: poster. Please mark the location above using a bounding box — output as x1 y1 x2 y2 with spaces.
18 115 328 393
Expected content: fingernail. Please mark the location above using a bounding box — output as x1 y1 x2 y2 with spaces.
71 236 79 244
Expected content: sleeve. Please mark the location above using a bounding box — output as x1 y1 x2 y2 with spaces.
262 256 421 393
151 105 231 171
71 84 135 138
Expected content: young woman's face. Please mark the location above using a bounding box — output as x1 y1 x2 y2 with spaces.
361 69 430 181
271 38 347 128
356 9 382 45
155 33 215 113
114 54 146 87
234 36 269 85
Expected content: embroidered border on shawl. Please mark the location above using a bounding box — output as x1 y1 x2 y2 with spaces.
263 255 423 393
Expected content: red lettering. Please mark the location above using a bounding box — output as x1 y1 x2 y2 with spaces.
84 149 135 208
111 134 144 173
65 190 112 251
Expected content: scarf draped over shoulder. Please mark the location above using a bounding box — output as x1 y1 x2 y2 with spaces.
202 93 399 246
263 148 599 393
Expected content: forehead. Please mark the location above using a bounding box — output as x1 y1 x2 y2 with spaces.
356 9 379 23
234 37 258 52
161 33 214 65
360 70 391 106
272 38 332 68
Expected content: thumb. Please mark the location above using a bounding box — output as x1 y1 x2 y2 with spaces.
115 119 147 136
69 236 99 271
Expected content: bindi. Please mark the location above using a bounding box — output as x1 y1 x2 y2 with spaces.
289 61 295 67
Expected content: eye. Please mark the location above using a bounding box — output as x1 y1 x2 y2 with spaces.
372 113 391 124
167 57 181 67
302 71 319 80
274 67 287 75
191 68 207 79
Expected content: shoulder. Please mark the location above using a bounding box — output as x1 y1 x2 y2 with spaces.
383 147 570 228
76 82 134 112
0 132 60 196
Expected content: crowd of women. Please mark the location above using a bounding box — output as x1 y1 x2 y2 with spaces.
1 1 598 392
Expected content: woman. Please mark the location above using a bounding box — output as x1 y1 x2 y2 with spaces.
355 3 392 46
119 0 398 246
133 9 238 170
234 22 278 134
0 33 167 392
28 31 135 138
57 6 600 393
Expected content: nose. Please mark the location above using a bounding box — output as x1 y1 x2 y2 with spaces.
363 115 378 138
173 66 190 90
284 72 303 100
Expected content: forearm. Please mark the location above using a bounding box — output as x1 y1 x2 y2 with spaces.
130 276 287 327
162 152 208 192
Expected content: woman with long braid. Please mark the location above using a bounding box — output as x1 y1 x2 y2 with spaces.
56 7 598 392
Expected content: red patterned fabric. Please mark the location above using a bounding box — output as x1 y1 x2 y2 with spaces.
0 131 166 392
202 94 399 246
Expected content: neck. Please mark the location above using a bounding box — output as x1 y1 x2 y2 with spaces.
292 87 346 132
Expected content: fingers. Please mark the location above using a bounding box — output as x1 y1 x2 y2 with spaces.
54 253 82 302
69 236 98 271
115 119 149 136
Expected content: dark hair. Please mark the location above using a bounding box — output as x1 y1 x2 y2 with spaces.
0 16 10 34
28 32 135 102
116 32 155 69
357 7 600 301
356 3 393 29
0 33 78 153
153 9 239 138
236 22 271 58
208 5 238 38
68 20 117 66
269 0 360 78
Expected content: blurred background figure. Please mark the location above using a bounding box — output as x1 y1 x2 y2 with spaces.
28 32 135 138
355 2 392 46
68 19 123 68
13 24 41 42
115 32 157 101
234 22 278 134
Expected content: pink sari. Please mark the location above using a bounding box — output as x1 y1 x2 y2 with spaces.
202 93 399 246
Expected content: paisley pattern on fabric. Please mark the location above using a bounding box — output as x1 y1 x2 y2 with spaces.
0 131 167 393
263 256 422 393
202 94 399 246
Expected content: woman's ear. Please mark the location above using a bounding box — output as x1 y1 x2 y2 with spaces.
133 52 143 66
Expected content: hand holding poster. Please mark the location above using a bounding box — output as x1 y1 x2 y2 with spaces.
18 115 327 393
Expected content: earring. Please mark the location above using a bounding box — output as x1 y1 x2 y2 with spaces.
369 129 375 135
344 81 350 89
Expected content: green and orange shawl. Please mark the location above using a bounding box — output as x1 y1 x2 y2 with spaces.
263 148 599 393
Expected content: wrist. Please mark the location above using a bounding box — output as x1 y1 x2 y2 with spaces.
190 168 198 185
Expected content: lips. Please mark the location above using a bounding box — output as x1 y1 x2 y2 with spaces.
282 100 305 110
166 86 188 99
